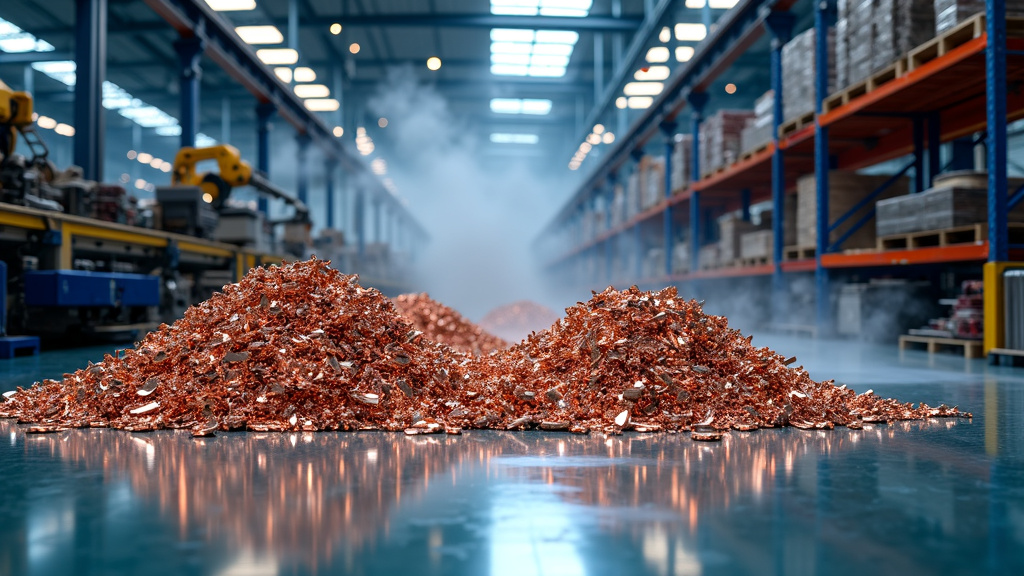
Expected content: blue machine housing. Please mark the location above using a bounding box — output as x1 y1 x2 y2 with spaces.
24 271 160 307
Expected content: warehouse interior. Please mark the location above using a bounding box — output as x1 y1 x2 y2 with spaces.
1 0 1023 574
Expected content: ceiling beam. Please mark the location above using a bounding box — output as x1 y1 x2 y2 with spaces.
28 13 643 37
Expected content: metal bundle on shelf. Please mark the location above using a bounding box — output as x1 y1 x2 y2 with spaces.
670 134 693 192
782 29 835 121
935 0 1024 33
874 0 936 71
740 90 775 154
699 110 755 177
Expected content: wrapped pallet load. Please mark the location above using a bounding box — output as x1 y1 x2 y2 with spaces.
796 171 909 250
670 135 692 192
700 110 755 177
781 29 835 122
740 91 775 154
935 0 1024 34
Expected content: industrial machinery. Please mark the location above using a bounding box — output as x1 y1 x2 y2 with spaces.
0 78 64 211
157 144 311 256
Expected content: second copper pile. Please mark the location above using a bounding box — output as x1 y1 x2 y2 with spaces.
392 293 508 355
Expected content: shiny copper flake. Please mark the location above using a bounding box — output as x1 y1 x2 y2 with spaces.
0 260 969 438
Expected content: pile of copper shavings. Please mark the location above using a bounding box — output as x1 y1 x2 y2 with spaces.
453 285 968 438
0 261 968 439
479 300 561 343
392 293 508 355
0 258 473 435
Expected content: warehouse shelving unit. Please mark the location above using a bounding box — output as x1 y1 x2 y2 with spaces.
537 0 1021 350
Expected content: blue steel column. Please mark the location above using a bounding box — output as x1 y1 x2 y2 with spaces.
766 10 794 323
173 36 204 149
295 132 311 206
814 0 837 335
912 116 925 192
73 0 107 181
255 102 274 216
987 0 1008 262
606 172 617 283
927 113 941 188
687 92 708 274
355 189 365 260
662 121 677 277
325 161 336 229
629 149 644 281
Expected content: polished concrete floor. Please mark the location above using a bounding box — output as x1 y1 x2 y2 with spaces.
1 336 1022 576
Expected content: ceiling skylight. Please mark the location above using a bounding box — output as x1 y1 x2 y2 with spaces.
490 133 540 144
489 29 580 77
490 0 593 17
0 17 55 53
490 98 552 115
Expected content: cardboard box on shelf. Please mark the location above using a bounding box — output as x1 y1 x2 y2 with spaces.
700 110 755 176
782 28 835 120
740 230 774 261
719 216 760 264
796 171 909 250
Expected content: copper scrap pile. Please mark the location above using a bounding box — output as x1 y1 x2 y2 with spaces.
392 293 508 355
0 259 968 438
479 300 561 343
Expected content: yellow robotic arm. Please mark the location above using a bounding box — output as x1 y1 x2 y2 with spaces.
0 78 35 160
171 144 309 221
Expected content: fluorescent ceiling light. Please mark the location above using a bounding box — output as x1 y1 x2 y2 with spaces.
634 65 670 81
490 98 552 115
623 81 664 96
676 46 695 62
490 27 579 78
293 67 316 82
491 133 540 144
675 23 707 41
204 0 256 10
615 96 627 109
155 126 182 136
274 67 292 82
685 0 704 6
491 53 531 65
646 46 670 63
256 48 298 65
0 17 55 53
196 133 217 147
294 84 330 98
36 116 57 129
490 0 592 16
235 25 283 44
304 98 340 111
31 60 76 86
627 96 653 109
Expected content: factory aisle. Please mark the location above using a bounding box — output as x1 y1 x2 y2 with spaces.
1 337 1022 576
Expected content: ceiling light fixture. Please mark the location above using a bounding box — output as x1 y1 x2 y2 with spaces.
426 56 442 70
256 48 298 65
304 98 340 111
293 84 330 98
234 25 283 44
204 0 256 11
330 23 342 34
293 67 316 82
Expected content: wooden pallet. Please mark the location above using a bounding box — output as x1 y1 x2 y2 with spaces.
778 112 815 140
736 255 770 267
877 223 985 250
783 245 815 260
988 347 1024 366
877 222 1024 251
738 143 770 163
899 335 982 359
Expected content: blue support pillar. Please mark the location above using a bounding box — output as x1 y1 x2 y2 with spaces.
912 115 926 192
814 0 837 336
766 10 793 323
987 0 1008 263
630 149 644 281
927 113 941 188
606 173 616 283
355 189 365 260
173 36 204 149
73 0 107 181
325 161 336 229
373 197 382 244
687 92 708 274
255 102 274 217
662 121 677 277
295 132 311 205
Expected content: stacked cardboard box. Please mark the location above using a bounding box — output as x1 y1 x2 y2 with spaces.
845 0 875 86
935 0 1024 33
796 171 909 249
876 182 1024 236
610 184 625 226
719 216 760 265
740 230 774 261
740 90 775 154
626 170 641 218
670 135 693 192
640 156 666 210
698 244 721 270
782 29 835 121
672 241 690 274
700 110 755 177
836 0 850 88
874 0 935 71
